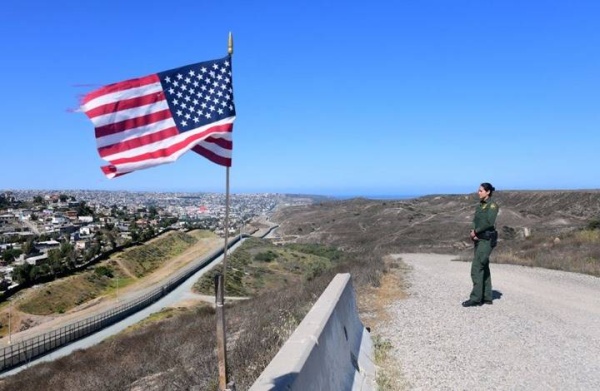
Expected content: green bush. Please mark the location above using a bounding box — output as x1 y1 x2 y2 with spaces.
587 218 600 231
254 251 277 262
94 266 114 278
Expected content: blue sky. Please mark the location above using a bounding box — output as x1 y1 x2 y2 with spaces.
1 0 599 197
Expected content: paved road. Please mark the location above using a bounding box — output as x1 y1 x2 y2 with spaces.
381 253 600 390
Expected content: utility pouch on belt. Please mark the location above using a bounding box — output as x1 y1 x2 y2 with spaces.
490 230 498 248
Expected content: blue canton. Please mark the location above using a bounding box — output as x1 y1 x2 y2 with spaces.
159 56 236 133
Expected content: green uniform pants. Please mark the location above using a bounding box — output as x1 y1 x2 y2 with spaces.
469 239 493 303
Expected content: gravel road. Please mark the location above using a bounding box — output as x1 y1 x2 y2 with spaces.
381 253 600 391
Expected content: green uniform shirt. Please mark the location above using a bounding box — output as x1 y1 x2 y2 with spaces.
472 198 499 234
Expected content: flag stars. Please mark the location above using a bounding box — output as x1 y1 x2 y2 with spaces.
159 59 234 130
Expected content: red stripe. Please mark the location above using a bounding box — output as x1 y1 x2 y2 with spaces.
94 109 173 138
191 144 232 167
97 126 180 158
201 134 233 149
85 91 166 119
83 74 160 105
107 123 233 166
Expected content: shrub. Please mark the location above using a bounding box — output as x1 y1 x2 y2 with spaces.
94 266 114 278
254 251 277 262
587 218 600 231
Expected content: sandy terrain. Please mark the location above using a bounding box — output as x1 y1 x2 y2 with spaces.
0 232 223 347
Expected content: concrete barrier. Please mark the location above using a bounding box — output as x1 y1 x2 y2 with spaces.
249 273 376 391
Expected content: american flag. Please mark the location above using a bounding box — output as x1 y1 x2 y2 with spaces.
81 56 235 178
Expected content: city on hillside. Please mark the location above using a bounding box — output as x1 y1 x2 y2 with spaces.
0 190 315 292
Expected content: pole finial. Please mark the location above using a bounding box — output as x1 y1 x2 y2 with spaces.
228 32 234 55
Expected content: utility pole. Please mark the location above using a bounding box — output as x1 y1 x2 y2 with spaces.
7 301 11 344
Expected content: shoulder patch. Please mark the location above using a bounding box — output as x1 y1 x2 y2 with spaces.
490 203 497 209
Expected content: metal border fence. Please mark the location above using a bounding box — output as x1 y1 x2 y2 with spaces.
0 233 253 373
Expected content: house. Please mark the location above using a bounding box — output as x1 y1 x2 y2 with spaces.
35 239 61 252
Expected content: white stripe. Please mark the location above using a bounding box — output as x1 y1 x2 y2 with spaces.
90 100 169 128
95 118 176 149
81 82 163 112
103 125 234 179
195 138 233 158
103 117 235 161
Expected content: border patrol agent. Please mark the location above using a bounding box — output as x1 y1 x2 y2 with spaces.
462 182 499 307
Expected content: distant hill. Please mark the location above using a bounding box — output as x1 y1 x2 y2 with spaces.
272 190 600 254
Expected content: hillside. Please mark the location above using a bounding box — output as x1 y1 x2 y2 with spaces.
272 190 600 252
1 190 598 390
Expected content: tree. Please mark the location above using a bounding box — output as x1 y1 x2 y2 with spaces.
2 248 22 263
77 201 95 217
47 248 67 276
59 194 68 202
12 263 33 284
21 238 35 256
0 194 8 208
33 195 44 204
148 206 159 218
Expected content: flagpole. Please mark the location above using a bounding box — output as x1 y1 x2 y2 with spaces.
215 31 234 391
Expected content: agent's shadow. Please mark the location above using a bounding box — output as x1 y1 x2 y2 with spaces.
492 290 503 300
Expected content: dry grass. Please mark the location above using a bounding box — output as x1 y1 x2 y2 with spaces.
0 244 387 391
118 231 199 277
17 272 114 315
2 192 597 389
358 255 411 390
492 228 600 276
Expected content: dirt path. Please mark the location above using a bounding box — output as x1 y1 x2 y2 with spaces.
0 232 222 347
375 253 600 390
